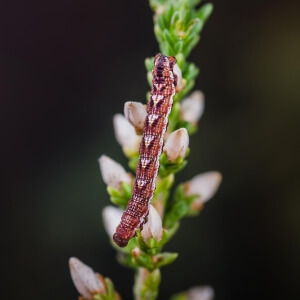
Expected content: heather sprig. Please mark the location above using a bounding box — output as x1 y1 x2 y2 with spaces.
69 1 221 300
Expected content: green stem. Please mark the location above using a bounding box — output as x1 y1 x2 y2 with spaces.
134 268 161 300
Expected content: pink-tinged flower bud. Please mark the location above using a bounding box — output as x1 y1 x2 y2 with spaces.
102 206 123 237
185 172 222 210
173 63 183 92
69 257 106 299
141 205 163 242
163 128 189 162
186 286 215 300
113 114 141 154
98 155 132 190
124 101 147 135
153 194 164 218
180 91 205 124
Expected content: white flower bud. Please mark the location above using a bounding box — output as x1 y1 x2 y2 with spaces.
173 63 183 92
102 206 123 237
185 172 222 209
186 286 215 300
98 155 132 190
180 90 205 123
69 257 106 299
163 128 189 162
141 205 163 242
113 114 141 154
124 101 147 135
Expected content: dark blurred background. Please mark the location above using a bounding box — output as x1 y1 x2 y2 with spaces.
1 0 300 299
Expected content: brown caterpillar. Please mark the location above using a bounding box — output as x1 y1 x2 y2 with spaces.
113 54 177 247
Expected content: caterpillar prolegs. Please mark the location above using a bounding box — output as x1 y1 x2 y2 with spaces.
113 54 178 247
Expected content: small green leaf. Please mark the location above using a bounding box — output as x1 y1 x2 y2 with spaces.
133 251 155 270
176 119 198 135
197 3 213 22
190 18 204 35
164 4 175 28
104 278 116 297
163 29 174 48
171 11 180 26
175 52 185 69
154 24 164 41
184 62 199 79
136 231 162 256
182 35 200 57
156 173 174 192
128 155 139 171
160 41 173 56
92 277 118 300
165 221 180 241
153 252 178 268
173 183 184 202
121 182 132 198
159 151 188 178
160 160 188 178
174 39 184 53
107 183 132 208
179 2 191 25
157 14 166 31
164 201 189 228
182 29 198 48
189 0 202 6
167 101 180 132
145 57 154 71
164 182 202 227
182 78 195 97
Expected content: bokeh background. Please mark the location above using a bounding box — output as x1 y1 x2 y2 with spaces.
1 0 300 299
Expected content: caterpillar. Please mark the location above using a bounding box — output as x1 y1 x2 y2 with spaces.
113 54 178 247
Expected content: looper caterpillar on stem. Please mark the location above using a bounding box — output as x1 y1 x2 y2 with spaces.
113 54 178 247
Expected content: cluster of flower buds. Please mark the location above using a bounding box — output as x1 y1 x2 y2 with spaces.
102 203 176 272
69 0 220 298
